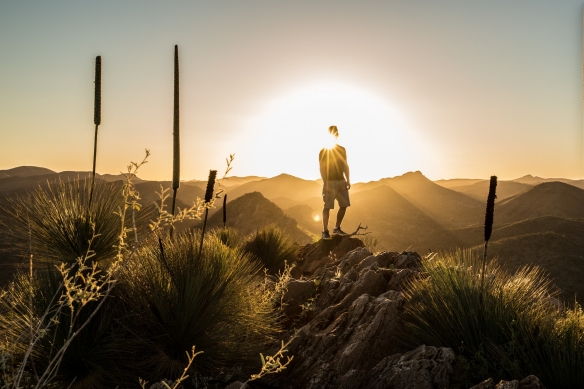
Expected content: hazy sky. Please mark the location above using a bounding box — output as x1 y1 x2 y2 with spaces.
1 1 583 182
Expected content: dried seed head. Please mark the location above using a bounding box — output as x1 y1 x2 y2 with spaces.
94 56 101 125
204 170 218 203
484 176 497 242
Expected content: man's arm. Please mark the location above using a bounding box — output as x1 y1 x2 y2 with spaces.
342 149 351 190
344 163 351 190
319 150 329 191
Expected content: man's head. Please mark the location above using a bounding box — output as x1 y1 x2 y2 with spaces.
328 125 339 139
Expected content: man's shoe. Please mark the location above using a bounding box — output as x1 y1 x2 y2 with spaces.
322 230 332 240
333 227 348 236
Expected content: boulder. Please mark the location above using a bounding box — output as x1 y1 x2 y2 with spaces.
296 236 364 276
283 279 317 305
339 247 373 272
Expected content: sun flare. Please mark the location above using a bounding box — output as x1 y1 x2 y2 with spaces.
241 81 416 182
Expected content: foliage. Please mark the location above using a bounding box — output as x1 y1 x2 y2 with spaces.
399 248 584 388
0 152 149 389
0 265 134 389
3 177 150 265
209 227 244 250
116 231 280 381
244 225 298 274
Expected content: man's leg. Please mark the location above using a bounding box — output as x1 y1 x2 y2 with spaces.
335 207 347 228
322 208 330 232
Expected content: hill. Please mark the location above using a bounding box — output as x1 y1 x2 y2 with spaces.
473 229 584 302
0 170 143 195
226 174 321 202
336 185 462 253
513 174 584 190
433 178 484 188
203 192 312 244
496 182 584 224
448 180 532 202
0 166 56 178
354 172 483 229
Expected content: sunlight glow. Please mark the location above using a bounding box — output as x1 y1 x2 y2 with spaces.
242 81 416 182
313 214 321 222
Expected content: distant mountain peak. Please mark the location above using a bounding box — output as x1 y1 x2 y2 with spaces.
0 166 56 178
391 170 431 183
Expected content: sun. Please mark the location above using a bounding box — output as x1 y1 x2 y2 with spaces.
241 81 414 181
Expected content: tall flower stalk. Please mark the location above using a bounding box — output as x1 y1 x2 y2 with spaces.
171 45 180 218
482 175 498 281
198 170 217 259
88 55 101 211
480 175 497 328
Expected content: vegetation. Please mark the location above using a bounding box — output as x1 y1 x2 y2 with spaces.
244 225 298 274
399 249 584 388
116 231 280 381
0 266 132 389
3 178 139 264
210 227 244 249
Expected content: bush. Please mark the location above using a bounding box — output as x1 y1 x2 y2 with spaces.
244 225 298 274
117 231 279 382
398 248 584 388
0 266 134 389
3 178 149 264
210 227 244 250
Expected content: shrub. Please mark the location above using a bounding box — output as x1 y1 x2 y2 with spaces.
117 231 279 381
4 178 149 264
210 227 244 250
0 265 134 389
399 248 584 388
244 225 298 274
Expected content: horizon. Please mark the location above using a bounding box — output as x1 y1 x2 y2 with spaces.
1 164 581 184
1 1 583 182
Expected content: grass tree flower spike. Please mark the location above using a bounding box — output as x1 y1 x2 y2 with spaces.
88 55 101 212
171 45 180 217
484 176 497 243
480 175 497 326
204 170 217 204
199 170 217 258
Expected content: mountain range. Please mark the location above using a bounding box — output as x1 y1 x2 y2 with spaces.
1 166 583 301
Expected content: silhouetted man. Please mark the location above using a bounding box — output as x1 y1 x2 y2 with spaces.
319 125 351 240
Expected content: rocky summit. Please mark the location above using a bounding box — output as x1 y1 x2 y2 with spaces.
227 236 547 389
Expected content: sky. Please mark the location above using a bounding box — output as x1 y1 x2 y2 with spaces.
1 1 583 182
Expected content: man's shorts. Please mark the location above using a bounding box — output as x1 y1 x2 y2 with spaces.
323 180 351 209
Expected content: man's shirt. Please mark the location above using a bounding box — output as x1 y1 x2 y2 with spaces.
319 145 348 181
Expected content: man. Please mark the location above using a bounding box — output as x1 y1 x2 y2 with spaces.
319 125 351 240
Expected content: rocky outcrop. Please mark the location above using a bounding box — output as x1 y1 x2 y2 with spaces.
295 235 364 276
275 238 432 389
267 237 547 389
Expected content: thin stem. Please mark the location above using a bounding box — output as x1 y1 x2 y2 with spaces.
88 123 99 212
170 188 177 238
198 208 209 260
479 240 488 334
